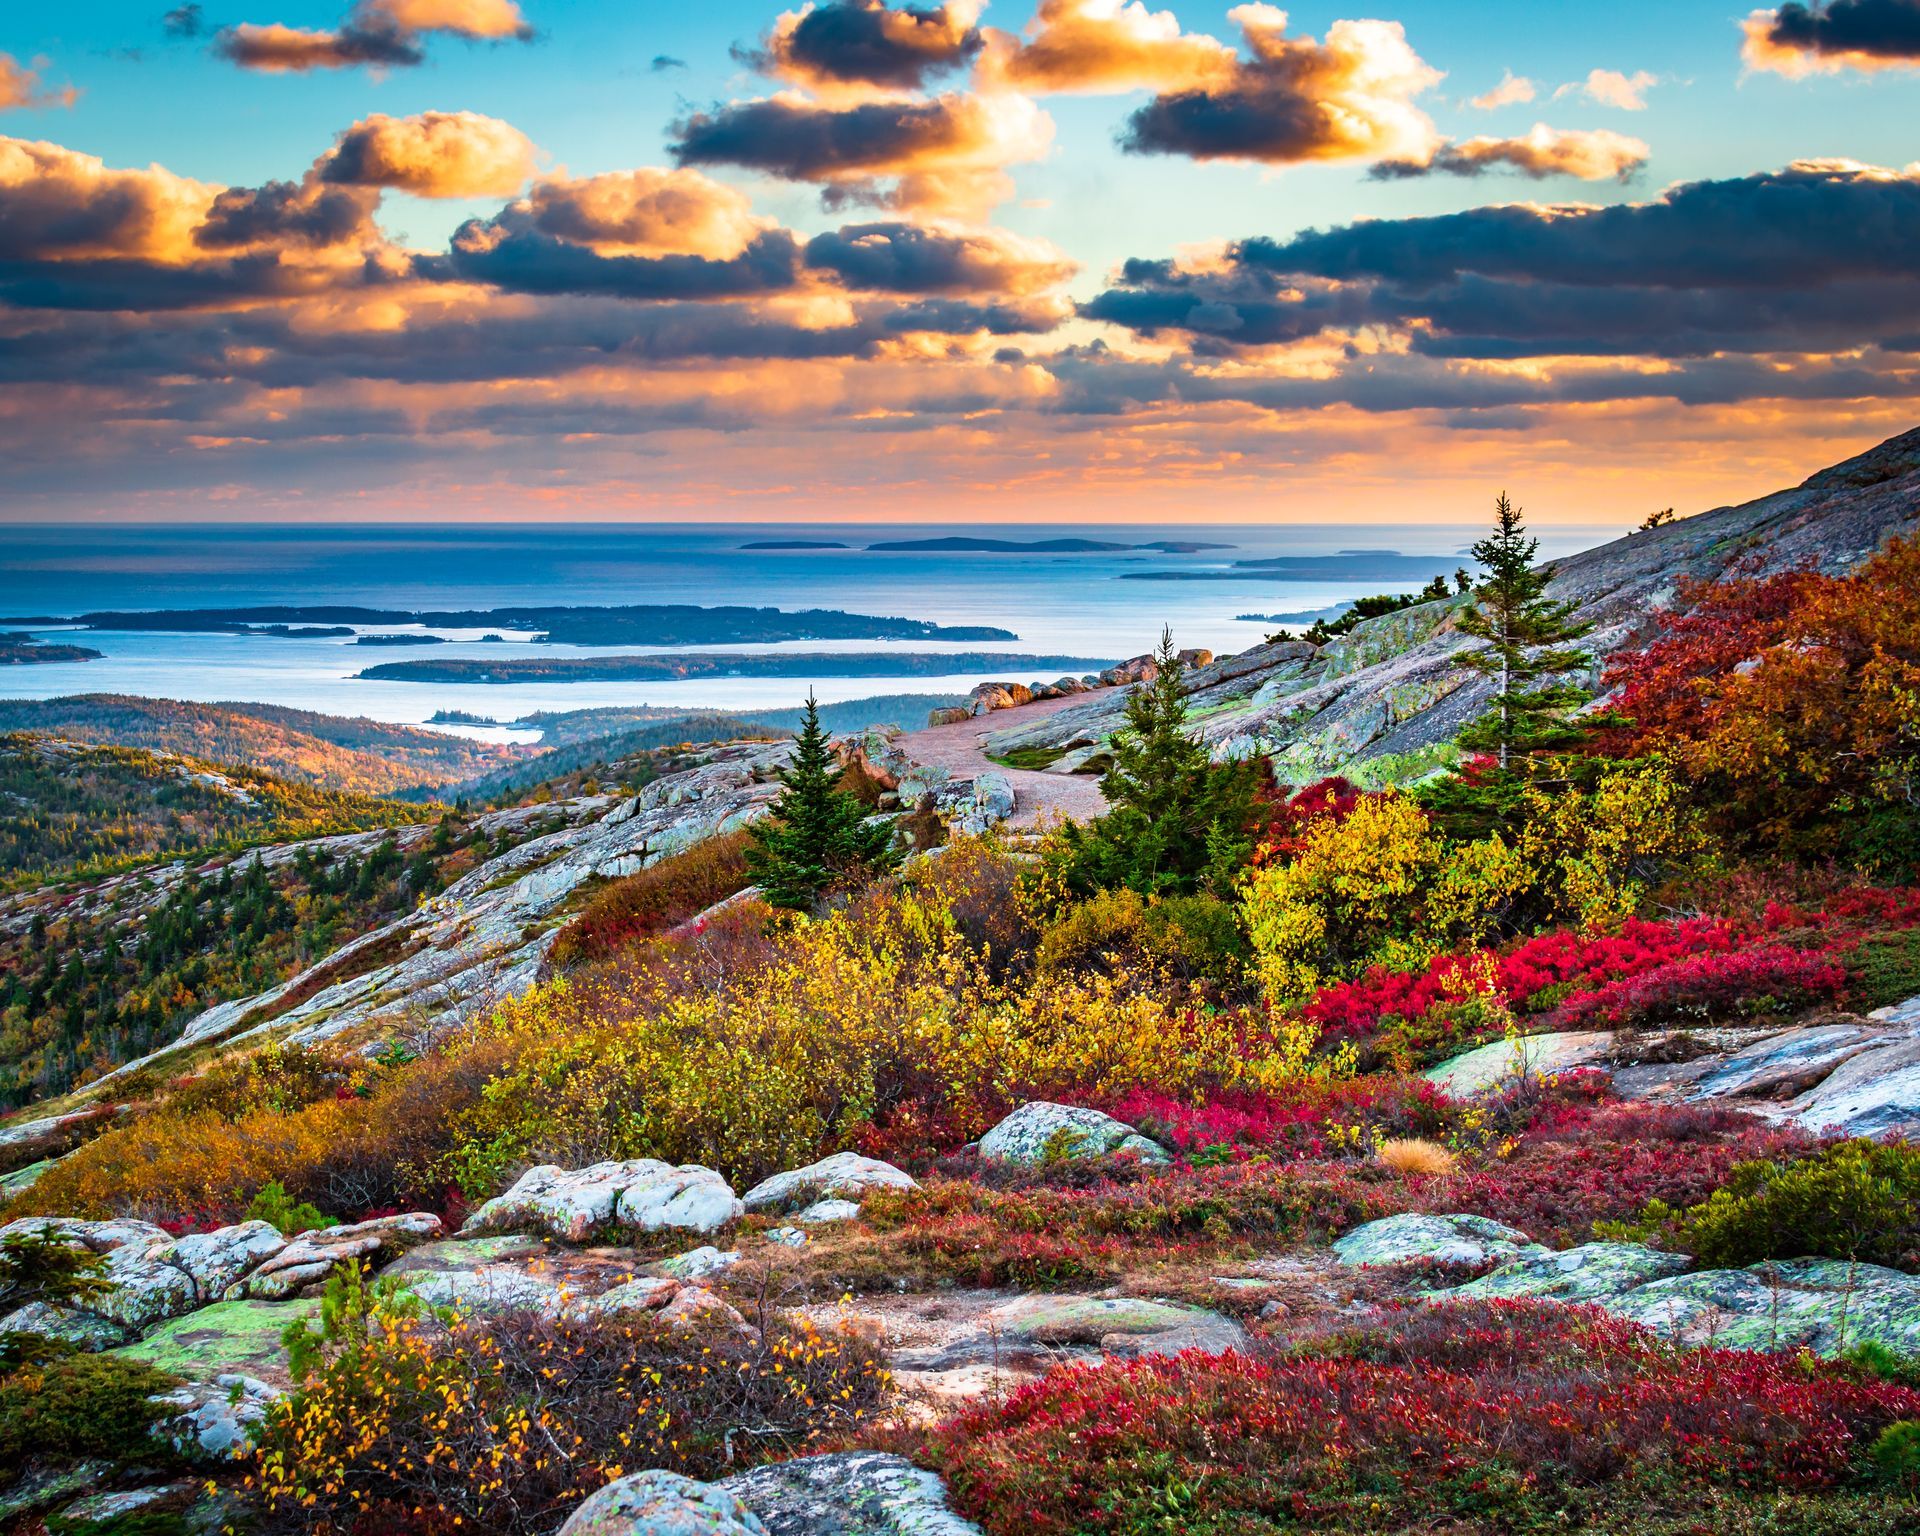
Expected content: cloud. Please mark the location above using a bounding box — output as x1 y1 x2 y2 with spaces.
979 0 1237 94
1372 125 1649 181
1557 67 1658 109
1469 68 1535 109
216 0 532 73
803 220 1076 293
162 5 205 39
651 55 688 72
745 0 986 95
0 54 79 112
0 137 217 263
1742 1 1920 75
1119 5 1442 166
320 111 537 198
669 89 1053 218
509 169 770 260
1081 159 1920 365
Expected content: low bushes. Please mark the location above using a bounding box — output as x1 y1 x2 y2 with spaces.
250 1265 890 1536
1558 945 1849 1028
1625 1139 1920 1272
1437 1102 1812 1246
891 1301 1920 1535
1035 889 1249 989
0 1351 184 1468
546 830 754 969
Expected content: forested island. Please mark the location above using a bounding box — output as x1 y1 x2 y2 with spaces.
866 537 1234 553
0 633 102 665
33 604 1017 645
359 651 1112 684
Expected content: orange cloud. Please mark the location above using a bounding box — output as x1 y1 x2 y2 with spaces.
0 53 79 112
980 0 1237 94
519 169 769 259
1121 5 1442 167
0 136 216 262
1741 3 1920 77
1376 124 1650 182
754 0 986 98
1468 69 1536 109
218 0 531 72
671 88 1054 220
322 111 537 198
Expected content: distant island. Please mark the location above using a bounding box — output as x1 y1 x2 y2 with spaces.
40 604 1017 646
0 633 103 665
740 540 850 550
248 624 355 638
1236 605 1356 624
355 634 445 647
427 710 502 726
865 537 1234 554
359 651 1114 685
1126 553 1453 582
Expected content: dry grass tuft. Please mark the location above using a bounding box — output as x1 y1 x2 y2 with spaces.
1375 1137 1456 1176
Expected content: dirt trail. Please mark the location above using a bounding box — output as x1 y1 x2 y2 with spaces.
894 692 1108 830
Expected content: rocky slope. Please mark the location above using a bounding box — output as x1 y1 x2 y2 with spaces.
982 425 1920 782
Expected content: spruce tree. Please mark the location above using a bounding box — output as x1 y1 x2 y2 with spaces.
1455 492 1595 769
1051 629 1257 895
747 693 899 911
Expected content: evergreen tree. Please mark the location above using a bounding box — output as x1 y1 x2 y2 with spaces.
1455 492 1596 769
1049 629 1258 896
747 693 899 911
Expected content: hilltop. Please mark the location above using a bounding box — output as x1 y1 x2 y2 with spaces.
0 696 531 795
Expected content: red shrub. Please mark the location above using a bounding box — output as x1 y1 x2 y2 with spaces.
1251 776 1364 865
1109 1078 1458 1159
1431 1102 1815 1244
1558 946 1848 1029
892 1301 1920 1536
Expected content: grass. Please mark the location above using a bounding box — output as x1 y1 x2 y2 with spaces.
989 745 1069 771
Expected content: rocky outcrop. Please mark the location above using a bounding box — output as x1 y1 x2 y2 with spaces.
1354 1212 1920 1358
559 1470 767 1536
1426 997 1920 1140
152 1372 282 1461
980 427 1920 782
0 1211 440 1350
1333 1213 1540 1269
742 1153 918 1216
462 1160 744 1242
720 1452 983 1536
976 1102 1169 1165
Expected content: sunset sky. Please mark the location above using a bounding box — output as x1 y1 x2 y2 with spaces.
4 1 1919 526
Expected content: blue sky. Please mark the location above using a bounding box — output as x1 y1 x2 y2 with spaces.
3 2 1918 524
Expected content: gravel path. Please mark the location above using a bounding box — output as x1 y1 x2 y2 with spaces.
894 693 1109 830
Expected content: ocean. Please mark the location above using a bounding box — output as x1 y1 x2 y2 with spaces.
0 521 1616 737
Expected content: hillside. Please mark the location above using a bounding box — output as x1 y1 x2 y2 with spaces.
1 433 1918 1536
0 695 532 794
0 734 421 885
982 425 1920 782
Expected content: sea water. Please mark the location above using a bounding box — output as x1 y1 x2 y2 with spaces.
0 522 1614 735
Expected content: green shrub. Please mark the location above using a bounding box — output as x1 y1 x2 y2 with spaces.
1846 1341 1920 1388
1651 1141 1920 1271
1140 893 1250 986
1870 1421 1920 1483
245 1179 328 1236
1848 928 1920 1011
1036 889 1247 987
0 1352 184 1465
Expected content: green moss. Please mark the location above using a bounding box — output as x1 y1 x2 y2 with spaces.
116 1297 320 1384
988 744 1068 771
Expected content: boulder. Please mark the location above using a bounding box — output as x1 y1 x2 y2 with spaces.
463 1161 742 1243
1446 1242 1691 1303
657 1245 743 1282
1424 1032 1614 1096
796 1198 861 1224
399 1263 573 1314
719 1451 983 1536
0 1215 287 1345
1332 1213 1543 1269
591 1276 683 1316
977 1102 1169 1165
559 1469 767 1536
967 686 1016 715
656 1286 750 1331
1596 1257 1920 1356
926 706 972 727
152 1372 282 1461
52 1482 204 1531
1782 1027 1920 1138
741 1152 917 1215
234 1212 442 1300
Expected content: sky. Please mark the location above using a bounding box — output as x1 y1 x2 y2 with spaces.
2 1 1918 528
